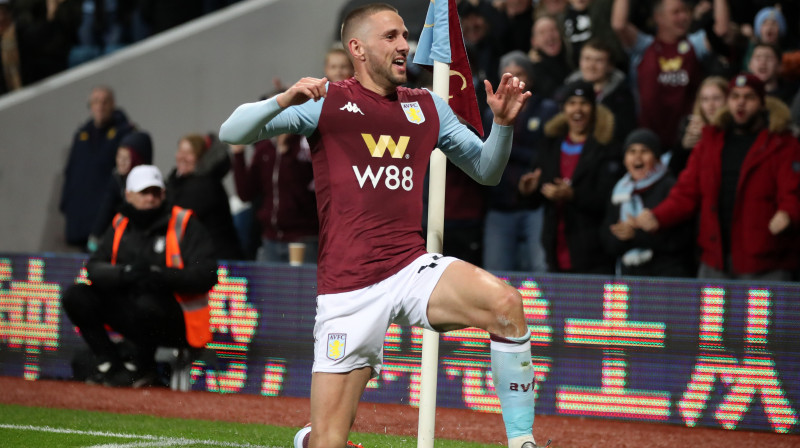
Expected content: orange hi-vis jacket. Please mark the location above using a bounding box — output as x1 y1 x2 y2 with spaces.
110 206 212 348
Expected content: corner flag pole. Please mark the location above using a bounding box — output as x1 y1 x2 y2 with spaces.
418 58 449 448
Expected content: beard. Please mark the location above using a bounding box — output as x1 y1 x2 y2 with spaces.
369 58 407 88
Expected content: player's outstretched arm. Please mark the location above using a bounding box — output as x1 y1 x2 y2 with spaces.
219 77 328 145
276 77 328 108
485 73 532 126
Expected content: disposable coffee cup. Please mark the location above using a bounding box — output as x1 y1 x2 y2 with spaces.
288 242 306 266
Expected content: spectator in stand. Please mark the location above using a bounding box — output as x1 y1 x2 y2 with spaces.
435 161 487 267
167 133 243 260
60 85 134 249
635 74 800 281
748 42 798 105
600 129 694 277
68 0 138 67
87 131 153 252
559 0 624 69
561 0 593 68
62 165 217 387
670 75 728 176
139 0 202 34
0 0 80 91
0 0 21 93
740 6 787 70
562 38 636 142
323 47 354 82
230 131 318 264
519 80 622 274
459 1 501 90
534 0 567 18
496 0 534 55
529 14 572 100
482 50 557 273
612 0 731 149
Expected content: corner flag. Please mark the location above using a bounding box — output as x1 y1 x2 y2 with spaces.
414 0 483 137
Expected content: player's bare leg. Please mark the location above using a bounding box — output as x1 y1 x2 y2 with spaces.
305 367 372 448
428 260 548 448
427 260 526 336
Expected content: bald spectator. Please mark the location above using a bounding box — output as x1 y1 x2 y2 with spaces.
60 86 134 249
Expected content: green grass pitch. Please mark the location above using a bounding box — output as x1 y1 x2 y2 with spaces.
0 404 505 448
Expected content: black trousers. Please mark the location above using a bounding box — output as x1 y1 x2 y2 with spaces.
62 284 187 367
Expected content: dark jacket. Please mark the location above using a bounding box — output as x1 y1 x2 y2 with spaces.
482 94 558 211
531 49 572 101
87 202 217 296
652 98 800 274
529 104 623 274
231 135 318 242
90 168 126 238
166 134 243 260
600 173 695 277
60 110 133 246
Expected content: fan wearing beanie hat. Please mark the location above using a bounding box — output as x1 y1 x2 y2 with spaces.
518 76 621 275
117 132 154 175
754 7 786 45
600 127 694 277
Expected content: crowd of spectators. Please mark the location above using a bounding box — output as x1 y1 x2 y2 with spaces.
434 0 800 281
57 0 800 282
0 0 241 95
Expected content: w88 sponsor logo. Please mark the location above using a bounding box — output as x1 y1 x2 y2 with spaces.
353 165 413 191
353 133 414 191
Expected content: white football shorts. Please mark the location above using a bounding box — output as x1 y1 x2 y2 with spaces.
312 252 456 376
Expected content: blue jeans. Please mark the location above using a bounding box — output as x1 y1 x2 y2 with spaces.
482 209 546 273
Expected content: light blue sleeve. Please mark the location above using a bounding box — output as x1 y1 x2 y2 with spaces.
219 89 325 145
429 91 513 186
629 30 653 58
688 29 709 60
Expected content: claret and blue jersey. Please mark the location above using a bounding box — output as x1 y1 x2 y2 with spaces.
220 78 513 294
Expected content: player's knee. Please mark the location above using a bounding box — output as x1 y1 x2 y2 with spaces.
491 285 524 323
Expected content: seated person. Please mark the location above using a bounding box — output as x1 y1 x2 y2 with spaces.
600 129 694 277
62 165 217 387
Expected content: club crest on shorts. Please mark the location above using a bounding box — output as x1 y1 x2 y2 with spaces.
327 333 347 361
402 102 425 125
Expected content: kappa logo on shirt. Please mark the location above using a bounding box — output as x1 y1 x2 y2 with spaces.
340 102 364 115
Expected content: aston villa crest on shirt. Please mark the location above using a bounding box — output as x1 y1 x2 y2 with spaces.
327 333 346 361
401 102 425 125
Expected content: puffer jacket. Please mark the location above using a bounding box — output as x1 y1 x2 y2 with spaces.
653 98 800 274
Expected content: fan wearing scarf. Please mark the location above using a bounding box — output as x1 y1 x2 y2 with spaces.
600 129 694 277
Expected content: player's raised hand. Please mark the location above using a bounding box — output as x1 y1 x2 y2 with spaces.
276 77 328 108
486 73 532 126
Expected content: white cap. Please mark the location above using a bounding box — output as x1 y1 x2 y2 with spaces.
126 165 165 192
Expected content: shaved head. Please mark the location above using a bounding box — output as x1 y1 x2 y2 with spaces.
341 3 398 45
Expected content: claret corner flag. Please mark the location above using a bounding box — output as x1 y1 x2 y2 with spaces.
413 0 483 137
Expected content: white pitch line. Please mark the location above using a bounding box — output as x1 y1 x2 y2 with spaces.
0 424 279 448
